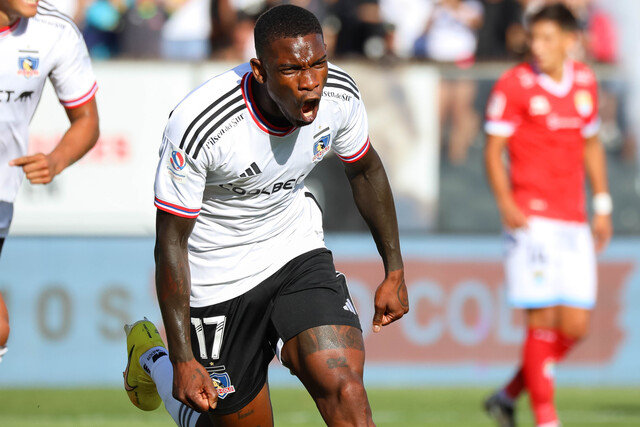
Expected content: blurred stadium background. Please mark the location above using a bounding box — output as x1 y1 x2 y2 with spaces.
1 0 640 425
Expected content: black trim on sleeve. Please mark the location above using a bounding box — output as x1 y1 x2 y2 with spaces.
179 85 241 151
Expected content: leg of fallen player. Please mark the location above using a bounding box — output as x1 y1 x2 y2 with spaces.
281 325 373 426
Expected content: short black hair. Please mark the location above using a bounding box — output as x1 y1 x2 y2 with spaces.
254 5 324 59
528 3 579 32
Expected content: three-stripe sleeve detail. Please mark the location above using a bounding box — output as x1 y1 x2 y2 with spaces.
326 67 360 100
178 85 245 158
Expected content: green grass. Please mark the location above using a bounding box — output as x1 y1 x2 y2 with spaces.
0 387 638 426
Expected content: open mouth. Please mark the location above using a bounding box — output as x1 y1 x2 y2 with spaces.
300 99 320 123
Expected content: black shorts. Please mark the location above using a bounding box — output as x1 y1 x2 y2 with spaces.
189 248 361 415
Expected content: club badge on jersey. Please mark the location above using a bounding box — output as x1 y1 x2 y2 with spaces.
17 55 40 79
312 133 331 162
574 90 593 117
205 365 236 399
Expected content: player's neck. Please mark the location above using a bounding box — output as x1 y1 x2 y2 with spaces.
0 13 11 29
543 61 567 83
250 76 292 128
0 10 20 29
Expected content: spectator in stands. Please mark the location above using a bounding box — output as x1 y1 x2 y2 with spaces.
325 0 388 59
118 0 168 58
415 0 484 165
379 0 434 59
81 0 124 59
161 0 212 60
476 0 526 60
415 0 483 63
214 9 256 60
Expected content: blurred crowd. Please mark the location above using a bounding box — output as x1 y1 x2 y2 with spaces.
53 0 617 64
53 0 632 165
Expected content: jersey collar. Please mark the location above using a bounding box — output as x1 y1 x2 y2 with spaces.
0 19 21 38
532 60 574 98
241 72 297 137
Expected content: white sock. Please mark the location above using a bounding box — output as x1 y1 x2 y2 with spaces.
139 347 200 427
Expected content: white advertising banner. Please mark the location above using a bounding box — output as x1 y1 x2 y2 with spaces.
11 61 439 235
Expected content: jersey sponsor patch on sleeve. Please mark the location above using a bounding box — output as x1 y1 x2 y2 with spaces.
486 91 506 119
166 148 188 184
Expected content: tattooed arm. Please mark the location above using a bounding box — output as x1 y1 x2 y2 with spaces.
154 210 217 411
343 146 409 332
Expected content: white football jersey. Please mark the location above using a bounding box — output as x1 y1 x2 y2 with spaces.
0 0 97 203
155 62 370 307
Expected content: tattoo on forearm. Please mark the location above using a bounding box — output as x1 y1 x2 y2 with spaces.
326 356 348 369
397 280 409 309
298 325 364 357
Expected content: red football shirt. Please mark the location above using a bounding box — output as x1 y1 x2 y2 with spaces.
485 60 600 223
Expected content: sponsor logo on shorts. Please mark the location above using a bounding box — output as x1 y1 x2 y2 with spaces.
206 365 236 399
534 270 545 284
17 56 40 79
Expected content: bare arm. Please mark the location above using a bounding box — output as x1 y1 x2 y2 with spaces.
584 134 612 252
10 98 99 184
0 292 9 347
343 147 408 332
154 210 217 411
484 133 527 229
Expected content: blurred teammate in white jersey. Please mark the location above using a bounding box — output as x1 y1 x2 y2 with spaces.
483 4 612 427
123 4 408 426
0 0 99 361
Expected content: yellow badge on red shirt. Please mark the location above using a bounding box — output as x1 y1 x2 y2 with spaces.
574 90 593 117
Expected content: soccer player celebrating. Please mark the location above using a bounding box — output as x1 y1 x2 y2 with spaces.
123 4 408 426
0 0 99 362
483 4 612 427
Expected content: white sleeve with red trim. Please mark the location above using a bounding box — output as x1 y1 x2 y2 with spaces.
48 23 97 108
154 132 210 219
581 77 601 138
484 73 522 137
332 91 370 163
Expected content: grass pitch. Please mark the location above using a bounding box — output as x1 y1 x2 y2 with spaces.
0 387 638 426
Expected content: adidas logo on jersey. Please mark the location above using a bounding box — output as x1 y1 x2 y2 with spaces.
239 162 261 178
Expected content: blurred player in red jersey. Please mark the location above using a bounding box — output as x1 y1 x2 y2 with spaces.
483 4 612 427
0 0 100 362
